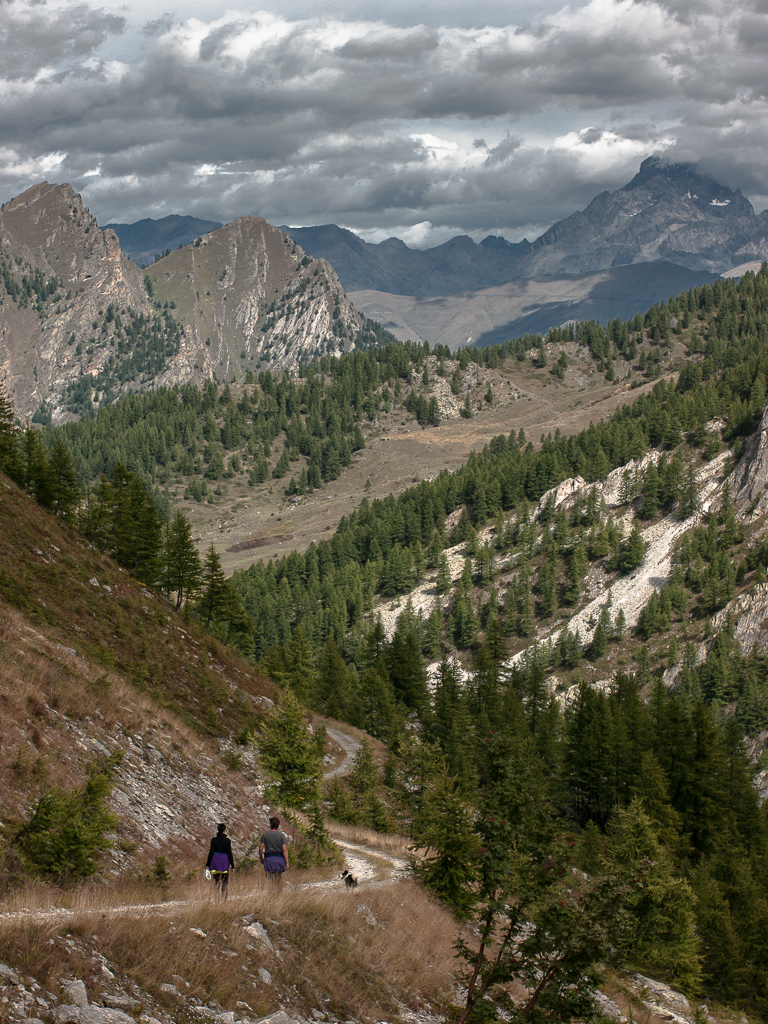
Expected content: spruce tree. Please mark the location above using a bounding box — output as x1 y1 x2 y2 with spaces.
160 510 202 610
199 543 229 626
257 691 323 809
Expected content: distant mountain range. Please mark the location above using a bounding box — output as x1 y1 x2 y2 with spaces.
5 159 768 422
284 158 768 296
105 157 767 311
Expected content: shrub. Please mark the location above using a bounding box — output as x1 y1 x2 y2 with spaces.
9 753 122 882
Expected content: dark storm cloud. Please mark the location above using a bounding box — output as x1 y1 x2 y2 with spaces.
0 3 124 79
142 15 175 37
337 25 439 60
1 0 767 243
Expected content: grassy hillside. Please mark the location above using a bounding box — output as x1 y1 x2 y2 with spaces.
0 472 285 873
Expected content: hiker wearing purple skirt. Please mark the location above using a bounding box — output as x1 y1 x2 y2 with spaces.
206 823 235 897
259 817 289 881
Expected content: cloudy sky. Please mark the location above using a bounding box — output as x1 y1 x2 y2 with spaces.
1 0 767 247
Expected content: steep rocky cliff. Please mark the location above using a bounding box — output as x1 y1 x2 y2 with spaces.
0 184 364 422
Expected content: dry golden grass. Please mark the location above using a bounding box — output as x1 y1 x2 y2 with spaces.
0 875 460 1022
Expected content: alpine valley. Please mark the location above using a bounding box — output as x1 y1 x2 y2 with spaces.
2 160 768 1024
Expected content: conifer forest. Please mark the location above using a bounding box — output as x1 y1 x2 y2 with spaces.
3 268 768 1018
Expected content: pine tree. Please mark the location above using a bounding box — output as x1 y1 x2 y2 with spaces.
455 734 630 1024
606 799 701 993
412 771 478 920
590 619 608 659
315 635 358 719
621 527 646 573
349 736 379 797
20 426 53 508
0 380 20 479
324 776 358 824
272 446 290 478
641 462 660 519
678 465 700 519
285 626 316 705
435 551 452 594
47 436 80 522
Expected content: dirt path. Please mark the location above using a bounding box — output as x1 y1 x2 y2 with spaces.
0 836 407 925
323 726 360 778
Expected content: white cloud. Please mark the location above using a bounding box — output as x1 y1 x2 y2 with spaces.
0 147 66 179
0 0 766 240
552 127 675 174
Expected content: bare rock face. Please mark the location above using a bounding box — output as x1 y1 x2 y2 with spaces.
0 183 365 422
728 398 768 520
143 215 364 386
0 182 150 419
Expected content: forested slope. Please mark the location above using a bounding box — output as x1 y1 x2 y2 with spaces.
4 269 768 1018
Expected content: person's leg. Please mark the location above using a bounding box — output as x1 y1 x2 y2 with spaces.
221 871 229 898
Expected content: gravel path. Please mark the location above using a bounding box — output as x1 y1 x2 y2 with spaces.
323 726 360 777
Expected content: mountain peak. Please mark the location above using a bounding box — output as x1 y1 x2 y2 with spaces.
621 155 741 203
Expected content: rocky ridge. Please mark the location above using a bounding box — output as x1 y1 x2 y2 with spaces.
0 183 364 422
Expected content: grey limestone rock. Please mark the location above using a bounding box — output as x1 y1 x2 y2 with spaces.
51 1006 81 1023
633 975 690 1014
356 905 377 927
101 996 139 1010
0 965 21 985
243 923 273 951
729 399 768 521
62 982 88 1009
80 1007 136 1024
255 1013 301 1024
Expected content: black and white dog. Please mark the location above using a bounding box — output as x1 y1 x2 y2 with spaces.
340 869 358 888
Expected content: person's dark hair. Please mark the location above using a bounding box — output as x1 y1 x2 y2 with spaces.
217 823 226 834
269 816 280 829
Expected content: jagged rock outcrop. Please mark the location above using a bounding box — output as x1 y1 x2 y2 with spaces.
0 183 365 422
728 397 768 520
145 215 364 385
